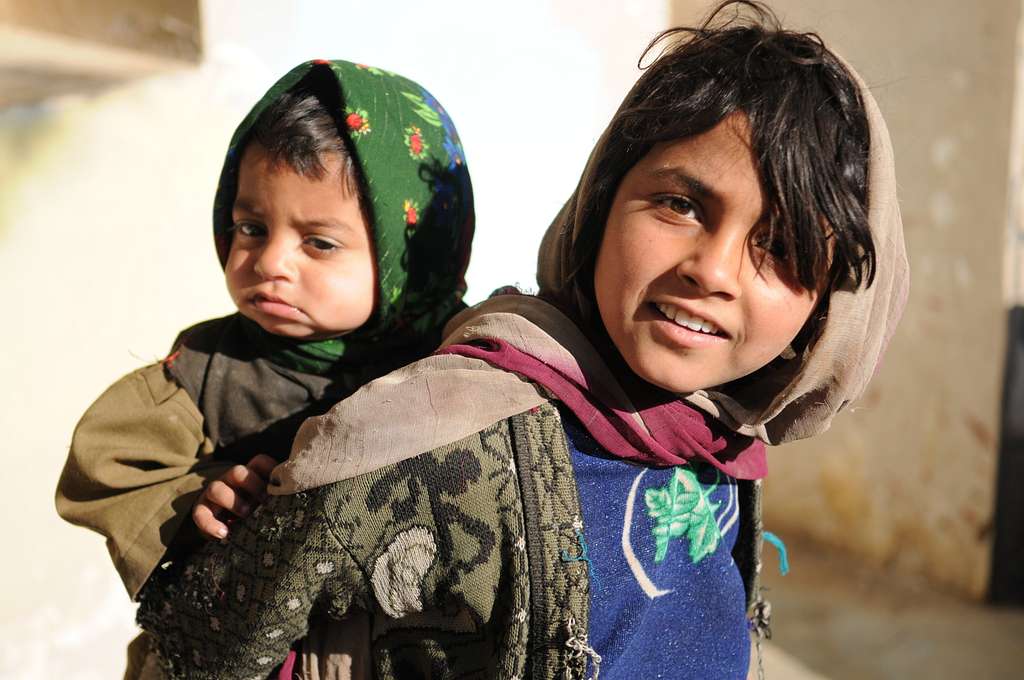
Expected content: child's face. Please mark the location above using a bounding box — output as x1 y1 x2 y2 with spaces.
593 112 819 393
225 144 376 340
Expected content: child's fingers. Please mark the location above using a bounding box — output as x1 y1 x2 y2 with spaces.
246 454 278 481
223 464 269 502
192 499 229 540
204 478 253 517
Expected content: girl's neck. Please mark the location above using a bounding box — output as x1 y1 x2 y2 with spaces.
562 300 680 412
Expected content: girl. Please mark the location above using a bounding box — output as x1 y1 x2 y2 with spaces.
137 3 908 679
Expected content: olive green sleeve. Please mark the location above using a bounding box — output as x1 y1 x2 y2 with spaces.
56 363 232 599
136 488 366 680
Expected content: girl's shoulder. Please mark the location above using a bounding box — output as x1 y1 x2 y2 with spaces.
273 352 550 494
312 402 573 551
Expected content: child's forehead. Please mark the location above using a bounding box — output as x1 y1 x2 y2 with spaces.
232 151 361 223
235 143 355 194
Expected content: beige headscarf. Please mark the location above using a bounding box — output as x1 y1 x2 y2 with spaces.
538 65 909 446
272 58 909 495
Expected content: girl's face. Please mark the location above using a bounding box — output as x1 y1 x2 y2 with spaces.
225 143 377 339
593 112 819 393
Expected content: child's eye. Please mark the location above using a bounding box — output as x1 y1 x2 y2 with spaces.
233 222 266 238
305 237 339 252
654 195 701 221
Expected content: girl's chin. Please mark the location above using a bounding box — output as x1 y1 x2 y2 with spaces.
624 343 753 394
625 355 721 394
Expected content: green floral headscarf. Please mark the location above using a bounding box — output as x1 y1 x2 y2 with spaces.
212 60 474 373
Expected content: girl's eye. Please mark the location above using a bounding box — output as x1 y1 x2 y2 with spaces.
749 230 800 283
234 222 265 238
751 232 788 260
306 237 339 252
655 195 701 221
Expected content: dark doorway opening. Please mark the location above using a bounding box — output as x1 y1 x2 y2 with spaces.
992 306 1024 604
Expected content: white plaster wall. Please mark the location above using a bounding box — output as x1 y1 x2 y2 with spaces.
1006 12 1024 307
0 1 668 676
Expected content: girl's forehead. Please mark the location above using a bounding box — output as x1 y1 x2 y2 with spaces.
648 112 753 165
633 113 763 209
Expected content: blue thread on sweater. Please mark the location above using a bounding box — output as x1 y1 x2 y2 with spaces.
763 531 790 575
561 527 600 591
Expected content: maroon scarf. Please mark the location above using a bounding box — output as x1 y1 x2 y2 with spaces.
439 338 767 480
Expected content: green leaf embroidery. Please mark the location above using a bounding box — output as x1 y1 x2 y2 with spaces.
401 92 443 127
644 467 721 564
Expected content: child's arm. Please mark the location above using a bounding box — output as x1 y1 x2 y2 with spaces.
191 453 276 540
56 363 234 598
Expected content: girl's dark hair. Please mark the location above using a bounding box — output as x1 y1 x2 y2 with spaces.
569 0 876 298
247 90 360 195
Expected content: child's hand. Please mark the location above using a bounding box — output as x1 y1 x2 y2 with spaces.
192 454 277 540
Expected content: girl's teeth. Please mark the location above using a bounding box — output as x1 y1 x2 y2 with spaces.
656 303 719 335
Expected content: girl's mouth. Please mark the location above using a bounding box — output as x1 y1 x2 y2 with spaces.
653 302 727 338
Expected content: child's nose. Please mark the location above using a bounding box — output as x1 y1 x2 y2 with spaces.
253 238 294 280
675 229 744 298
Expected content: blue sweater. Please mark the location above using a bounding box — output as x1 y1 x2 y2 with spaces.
562 410 750 679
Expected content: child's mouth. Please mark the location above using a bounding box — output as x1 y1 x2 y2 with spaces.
252 294 304 320
653 302 727 338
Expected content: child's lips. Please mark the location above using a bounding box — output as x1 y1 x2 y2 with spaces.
251 294 304 321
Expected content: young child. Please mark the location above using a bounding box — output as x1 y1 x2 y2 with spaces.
55 59 474 675
136 3 908 679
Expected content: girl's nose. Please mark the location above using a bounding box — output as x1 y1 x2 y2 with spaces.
675 229 744 299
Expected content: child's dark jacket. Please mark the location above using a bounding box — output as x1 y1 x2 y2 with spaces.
56 313 428 598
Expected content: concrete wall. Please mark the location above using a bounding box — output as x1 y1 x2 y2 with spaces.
1 0 201 106
0 1 667 676
1 0 201 57
672 0 1019 598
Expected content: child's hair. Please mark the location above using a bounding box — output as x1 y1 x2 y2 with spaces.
246 90 361 197
564 0 876 307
